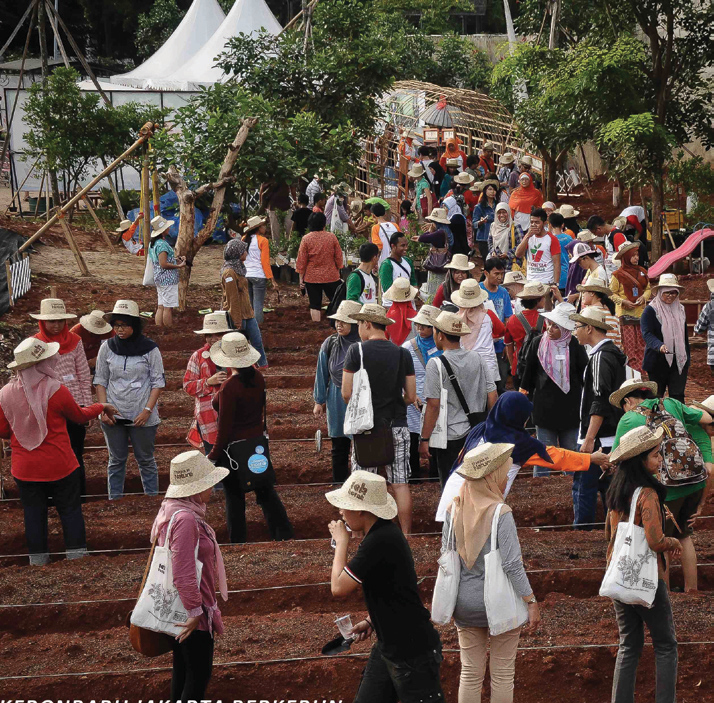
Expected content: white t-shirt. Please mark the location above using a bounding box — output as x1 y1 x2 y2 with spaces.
525 232 561 284
356 269 377 305
619 206 645 222
244 236 265 279
376 223 400 266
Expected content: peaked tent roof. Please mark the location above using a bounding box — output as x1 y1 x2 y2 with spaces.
154 0 282 91
109 0 226 89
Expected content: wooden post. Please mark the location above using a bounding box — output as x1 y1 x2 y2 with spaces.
151 169 161 216
5 260 13 306
82 196 115 252
34 172 45 216
57 214 90 275
141 152 151 253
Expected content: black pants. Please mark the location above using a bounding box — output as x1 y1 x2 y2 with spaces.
331 436 351 483
222 470 294 543
305 280 341 310
495 350 510 395
171 629 214 702
409 432 438 481
434 436 468 489
66 421 87 500
650 364 688 404
475 240 488 262
14 467 86 559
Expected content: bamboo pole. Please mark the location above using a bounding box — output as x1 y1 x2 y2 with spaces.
19 123 156 253
82 196 116 253
34 172 45 217
3 155 40 215
141 153 151 253
56 214 90 275
151 169 161 216
43 0 69 68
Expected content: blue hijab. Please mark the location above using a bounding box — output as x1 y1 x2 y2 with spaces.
415 331 441 364
449 391 552 476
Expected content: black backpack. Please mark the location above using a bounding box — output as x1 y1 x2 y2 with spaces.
325 271 368 327
516 312 544 377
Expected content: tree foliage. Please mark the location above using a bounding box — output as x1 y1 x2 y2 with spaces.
135 0 185 59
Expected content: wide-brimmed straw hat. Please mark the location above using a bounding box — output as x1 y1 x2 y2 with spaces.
451 279 488 308
482 141 495 151
519 155 533 167
503 271 527 287
209 332 261 368
499 152 515 165
481 179 500 192
557 204 580 218
408 164 425 178
569 305 613 332
577 229 596 243
325 470 397 520
611 216 628 231
469 181 484 193
165 450 229 499
570 242 596 264
456 443 514 480
7 337 60 371
453 172 475 185
708 279 714 294
425 207 452 225
517 281 548 299
652 273 684 293
445 158 460 168
349 198 364 216
690 394 714 416
349 303 395 326
115 219 132 233
30 298 77 321
610 426 664 464
540 302 577 331
444 253 475 271
244 215 267 233
194 311 232 335
613 241 640 262
411 304 440 327
106 299 141 319
383 277 418 302
577 277 612 296
609 378 659 408
328 299 363 324
79 309 112 335
432 311 471 336
150 215 174 239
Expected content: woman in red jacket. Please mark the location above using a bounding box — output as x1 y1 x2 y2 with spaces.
0 338 116 565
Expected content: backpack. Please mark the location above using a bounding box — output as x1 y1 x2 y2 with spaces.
515 312 544 377
636 402 708 487
325 272 368 327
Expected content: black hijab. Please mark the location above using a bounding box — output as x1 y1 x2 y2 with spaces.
107 315 159 357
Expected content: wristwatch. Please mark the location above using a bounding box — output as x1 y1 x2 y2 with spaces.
526 595 537 604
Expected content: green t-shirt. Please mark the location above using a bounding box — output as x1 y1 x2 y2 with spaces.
613 398 710 500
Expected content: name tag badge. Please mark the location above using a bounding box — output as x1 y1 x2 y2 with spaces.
632 286 638 297
62 374 75 382
225 276 234 283
131 381 142 388
555 355 566 360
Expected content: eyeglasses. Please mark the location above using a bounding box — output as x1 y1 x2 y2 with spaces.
573 323 587 330
661 290 679 297
112 322 131 330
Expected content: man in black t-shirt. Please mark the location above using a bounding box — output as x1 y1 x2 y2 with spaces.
326 471 444 703
342 303 416 534
291 193 312 237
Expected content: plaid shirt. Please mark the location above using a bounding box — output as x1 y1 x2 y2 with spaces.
54 341 93 406
184 344 219 447
694 298 714 366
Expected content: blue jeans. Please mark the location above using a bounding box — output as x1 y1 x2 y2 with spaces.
102 423 159 500
533 426 578 476
247 277 268 324
241 317 268 367
572 440 611 528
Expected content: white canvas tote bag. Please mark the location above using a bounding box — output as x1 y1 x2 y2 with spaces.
431 507 461 624
343 343 374 435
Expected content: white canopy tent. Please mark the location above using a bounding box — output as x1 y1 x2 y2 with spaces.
110 0 226 89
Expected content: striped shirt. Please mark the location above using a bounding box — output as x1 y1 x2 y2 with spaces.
54 342 93 406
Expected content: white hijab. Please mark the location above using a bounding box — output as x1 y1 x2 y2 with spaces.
490 202 512 254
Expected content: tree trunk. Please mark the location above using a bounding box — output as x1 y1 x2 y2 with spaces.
542 151 558 203
651 172 663 263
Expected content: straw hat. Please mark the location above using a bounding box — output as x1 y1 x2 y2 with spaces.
444 253 475 271
194 311 232 335
325 470 397 520
542 201 556 211
569 305 613 331
411 304 440 327
609 378 659 408
481 179 500 192
349 198 364 216
612 216 628 231
107 299 141 319
333 182 353 196
115 219 131 233
576 229 596 243
432 311 471 337
456 443 514 480
557 204 580 218
707 279 714 294
610 426 664 464
150 215 174 239
519 155 533 167
244 215 267 233
445 158 460 168
577 277 612 296
469 181 484 193
79 309 112 335
516 281 548 299
539 302 577 331
499 152 515 165
453 172 475 185
165 450 229 499
349 303 395 326
327 299 363 324
7 337 60 371
383 277 418 302
690 395 714 415
482 141 495 151
209 332 261 368
30 298 77 321
652 273 684 293
570 242 596 264
451 279 488 308
425 207 452 225
613 241 639 262
503 271 527 287
408 164 425 178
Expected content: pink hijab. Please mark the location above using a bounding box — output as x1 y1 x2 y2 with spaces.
649 288 687 373
0 356 61 450
458 305 488 351
537 325 572 393
151 495 228 602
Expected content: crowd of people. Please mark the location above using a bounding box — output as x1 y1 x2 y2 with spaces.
1 142 712 702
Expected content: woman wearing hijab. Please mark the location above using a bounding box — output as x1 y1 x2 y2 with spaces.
508 172 543 233
313 301 362 483
472 181 500 263
610 242 651 373
641 274 689 403
31 298 92 496
440 442 540 703
94 300 165 500
150 450 230 701
444 194 470 256
221 238 268 368
439 137 468 172
417 209 453 302
519 303 589 475
432 254 474 308
383 277 418 346
0 338 115 565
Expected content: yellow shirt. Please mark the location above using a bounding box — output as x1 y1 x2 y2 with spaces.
609 276 651 318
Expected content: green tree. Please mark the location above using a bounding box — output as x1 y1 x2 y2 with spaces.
135 0 185 59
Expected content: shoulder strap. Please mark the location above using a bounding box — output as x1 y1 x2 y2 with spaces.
410 337 426 368
490 504 504 552
516 311 532 335
439 356 472 417
325 333 340 365
137 539 158 597
390 257 411 277
536 316 545 333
